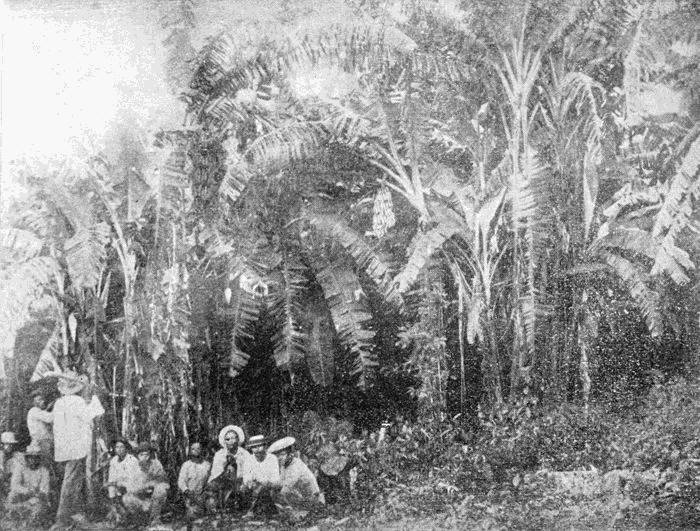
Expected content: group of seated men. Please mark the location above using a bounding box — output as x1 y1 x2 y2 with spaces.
107 425 324 527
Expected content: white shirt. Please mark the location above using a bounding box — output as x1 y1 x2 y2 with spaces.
108 453 140 492
208 447 253 483
52 394 104 462
177 459 211 494
243 453 280 488
27 406 53 443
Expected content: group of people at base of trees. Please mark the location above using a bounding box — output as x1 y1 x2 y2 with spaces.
0 370 325 530
106 427 324 529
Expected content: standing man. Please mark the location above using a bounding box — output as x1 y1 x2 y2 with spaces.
177 442 211 526
50 370 104 530
26 390 54 463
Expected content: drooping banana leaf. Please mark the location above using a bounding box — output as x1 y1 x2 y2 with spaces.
269 261 307 371
315 263 376 389
306 214 400 305
306 309 335 388
392 215 462 294
64 222 111 290
222 273 262 377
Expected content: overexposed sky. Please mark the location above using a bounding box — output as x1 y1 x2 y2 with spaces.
0 0 354 203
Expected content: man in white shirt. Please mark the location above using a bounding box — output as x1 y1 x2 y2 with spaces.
242 435 280 518
50 371 104 530
177 442 211 525
105 438 139 524
268 436 324 522
26 390 53 462
205 425 252 513
121 442 169 527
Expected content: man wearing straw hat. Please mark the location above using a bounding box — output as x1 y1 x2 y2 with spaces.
50 370 104 530
5 442 51 525
241 434 280 518
205 424 253 513
267 436 324 519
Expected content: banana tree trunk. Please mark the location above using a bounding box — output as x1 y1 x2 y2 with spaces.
484 309 503 405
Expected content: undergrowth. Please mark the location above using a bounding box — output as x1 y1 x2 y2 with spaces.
306 375 700 529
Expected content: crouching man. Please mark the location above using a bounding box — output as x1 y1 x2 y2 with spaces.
241 435 280 518
121 442 169 527
105 438 139 524
6 443 50 526
268 437 324 522
177 442 210 526
205 425 251 514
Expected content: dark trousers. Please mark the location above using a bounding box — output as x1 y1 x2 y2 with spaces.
55 457 86 526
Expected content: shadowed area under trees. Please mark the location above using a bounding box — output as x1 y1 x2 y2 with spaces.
1 0 699 528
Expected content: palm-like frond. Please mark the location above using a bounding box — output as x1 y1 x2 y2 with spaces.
306 214 400 304
0 228 59 366
315 263 376 389
269 261 307 370
220 272 262 377
601 251 663 337
0 228 44 264
64 222 111 290
392 215 462 294
189 21 417 106
306 310 335 387
649 133 700 283
596 225 657 261
602 181 663 220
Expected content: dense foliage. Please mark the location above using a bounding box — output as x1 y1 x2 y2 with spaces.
0 2 698 522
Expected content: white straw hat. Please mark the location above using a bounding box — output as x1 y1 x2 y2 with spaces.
0 432 17 444
218 425 245 447
268 436 296 454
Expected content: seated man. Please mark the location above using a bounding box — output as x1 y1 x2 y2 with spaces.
177 442 211 525
241 435 280 517
5 443 50 526
121 442 169 527
205 425 252 514
0 432 24 502
105 438 139 523
267 436 324 521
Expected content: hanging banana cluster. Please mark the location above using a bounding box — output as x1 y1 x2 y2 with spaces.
372 186 395 238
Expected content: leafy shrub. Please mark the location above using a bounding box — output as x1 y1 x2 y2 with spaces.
612 376 700 527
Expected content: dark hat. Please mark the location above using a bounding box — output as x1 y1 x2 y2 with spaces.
135 441 153 455
113 437 131 449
